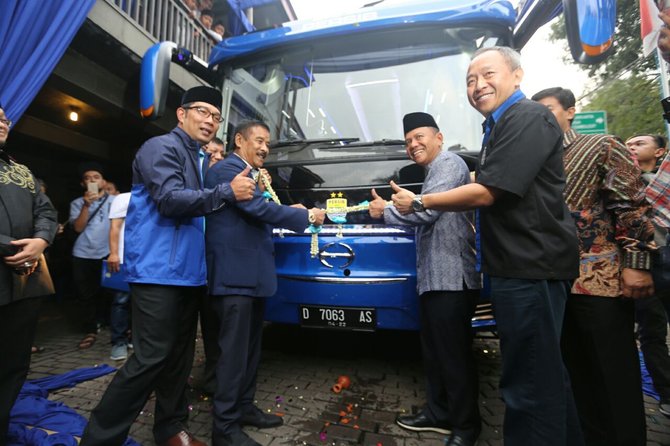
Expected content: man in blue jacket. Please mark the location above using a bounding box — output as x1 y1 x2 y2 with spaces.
81 86 256 446
205 120 325 446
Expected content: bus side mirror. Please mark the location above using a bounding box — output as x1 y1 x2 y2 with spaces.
140 41 177 120
562 0 616 64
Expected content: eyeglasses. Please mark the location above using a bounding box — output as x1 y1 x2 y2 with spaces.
183 106 223 123
0 118 11 128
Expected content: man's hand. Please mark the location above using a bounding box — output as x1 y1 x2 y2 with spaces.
4 238 48 268
107 253 121 273
368 188 386 219
310 208 326 226
621 268 655 299
291 203 307 209
231 166 256 201
390 180 416 215
83 190 97 207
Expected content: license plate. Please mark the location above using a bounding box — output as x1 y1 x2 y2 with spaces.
300 305 376 331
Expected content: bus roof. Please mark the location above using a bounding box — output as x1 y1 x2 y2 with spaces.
208 0 515 67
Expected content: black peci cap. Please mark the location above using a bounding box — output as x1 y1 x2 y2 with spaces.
181 86 223 111
403 112 439 135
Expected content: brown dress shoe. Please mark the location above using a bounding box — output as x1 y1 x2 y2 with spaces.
159 430 207 446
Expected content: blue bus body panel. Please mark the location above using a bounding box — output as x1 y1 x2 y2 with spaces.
265 230 420 331
209 0 516 67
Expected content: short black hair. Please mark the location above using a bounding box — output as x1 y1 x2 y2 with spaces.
200 8 213 17
233 120 270 144
78 161 104 179
210 136 224 145
629 133 667 150
531 87 576 110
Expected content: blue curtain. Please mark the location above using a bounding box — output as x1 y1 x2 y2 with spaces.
0 0 95 123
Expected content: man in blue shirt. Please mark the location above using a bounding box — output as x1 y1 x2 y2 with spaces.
69 163 114 350
80 86 256 446
391 47 582 446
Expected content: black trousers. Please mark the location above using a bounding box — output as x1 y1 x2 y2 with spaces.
636 290 670 402
211 295 265 436
490 278 583 446
80 284 201 445
562 294 646 446
0 297 41 442
72 257 107 334
199 292 221 395
420 290 481 439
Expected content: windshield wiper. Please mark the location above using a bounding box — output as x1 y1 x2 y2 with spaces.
272 137 360 148
349 139 405 146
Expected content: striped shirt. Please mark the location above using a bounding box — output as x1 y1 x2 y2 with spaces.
563 128 655 297
645 151 670 230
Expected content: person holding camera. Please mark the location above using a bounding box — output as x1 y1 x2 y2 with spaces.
69 162 115 350
0 103 58 444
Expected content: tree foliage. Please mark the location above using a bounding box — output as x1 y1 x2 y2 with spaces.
549 0 654 83
583 74 666 140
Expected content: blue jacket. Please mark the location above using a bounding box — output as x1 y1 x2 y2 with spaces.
204 154 309 297
124 127 235 286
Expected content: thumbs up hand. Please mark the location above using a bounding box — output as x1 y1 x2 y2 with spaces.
390 181 416 214
231 166 256 201
368 188 386 219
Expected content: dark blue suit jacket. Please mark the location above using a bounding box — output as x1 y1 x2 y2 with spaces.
204 154 309 297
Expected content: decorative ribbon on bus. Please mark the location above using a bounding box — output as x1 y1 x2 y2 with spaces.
259 171 323 257
326 194 391 237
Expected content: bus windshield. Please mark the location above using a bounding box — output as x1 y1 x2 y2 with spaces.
223 26 503 152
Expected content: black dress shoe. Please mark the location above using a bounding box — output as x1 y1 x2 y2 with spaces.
212 431 260 446
158 430 207 446
445 432 478 446
396 411 451 434
240 406 283 429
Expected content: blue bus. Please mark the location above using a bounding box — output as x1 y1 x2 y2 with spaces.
141 0 615 331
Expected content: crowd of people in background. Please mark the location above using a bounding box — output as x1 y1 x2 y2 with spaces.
182 0 227 41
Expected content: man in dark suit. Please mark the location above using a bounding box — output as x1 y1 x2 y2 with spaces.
205 120 325 446
0 102 57 444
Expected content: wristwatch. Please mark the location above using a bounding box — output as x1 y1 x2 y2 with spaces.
412 195 424 212
308 210 316 224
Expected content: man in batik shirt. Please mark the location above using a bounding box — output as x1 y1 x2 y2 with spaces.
533 87 655 446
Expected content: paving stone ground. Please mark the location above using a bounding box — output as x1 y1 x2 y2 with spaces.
25 301 670 445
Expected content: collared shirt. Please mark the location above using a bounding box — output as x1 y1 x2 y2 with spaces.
475 98 579 280
233 152 260 182
476 89 526 269
646 151 670 229
70 194 114 259
562 128 655 296
383 150 480 294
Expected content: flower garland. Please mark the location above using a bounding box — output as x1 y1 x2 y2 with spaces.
259 170 321 257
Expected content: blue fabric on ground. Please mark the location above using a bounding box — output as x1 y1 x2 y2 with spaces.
640 350 661 401
8 365 140 446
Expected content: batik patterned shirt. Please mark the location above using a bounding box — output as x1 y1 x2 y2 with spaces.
563 128 655 297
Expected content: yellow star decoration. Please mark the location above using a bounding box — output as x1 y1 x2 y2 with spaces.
337 192 343 198
330 192 337 198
